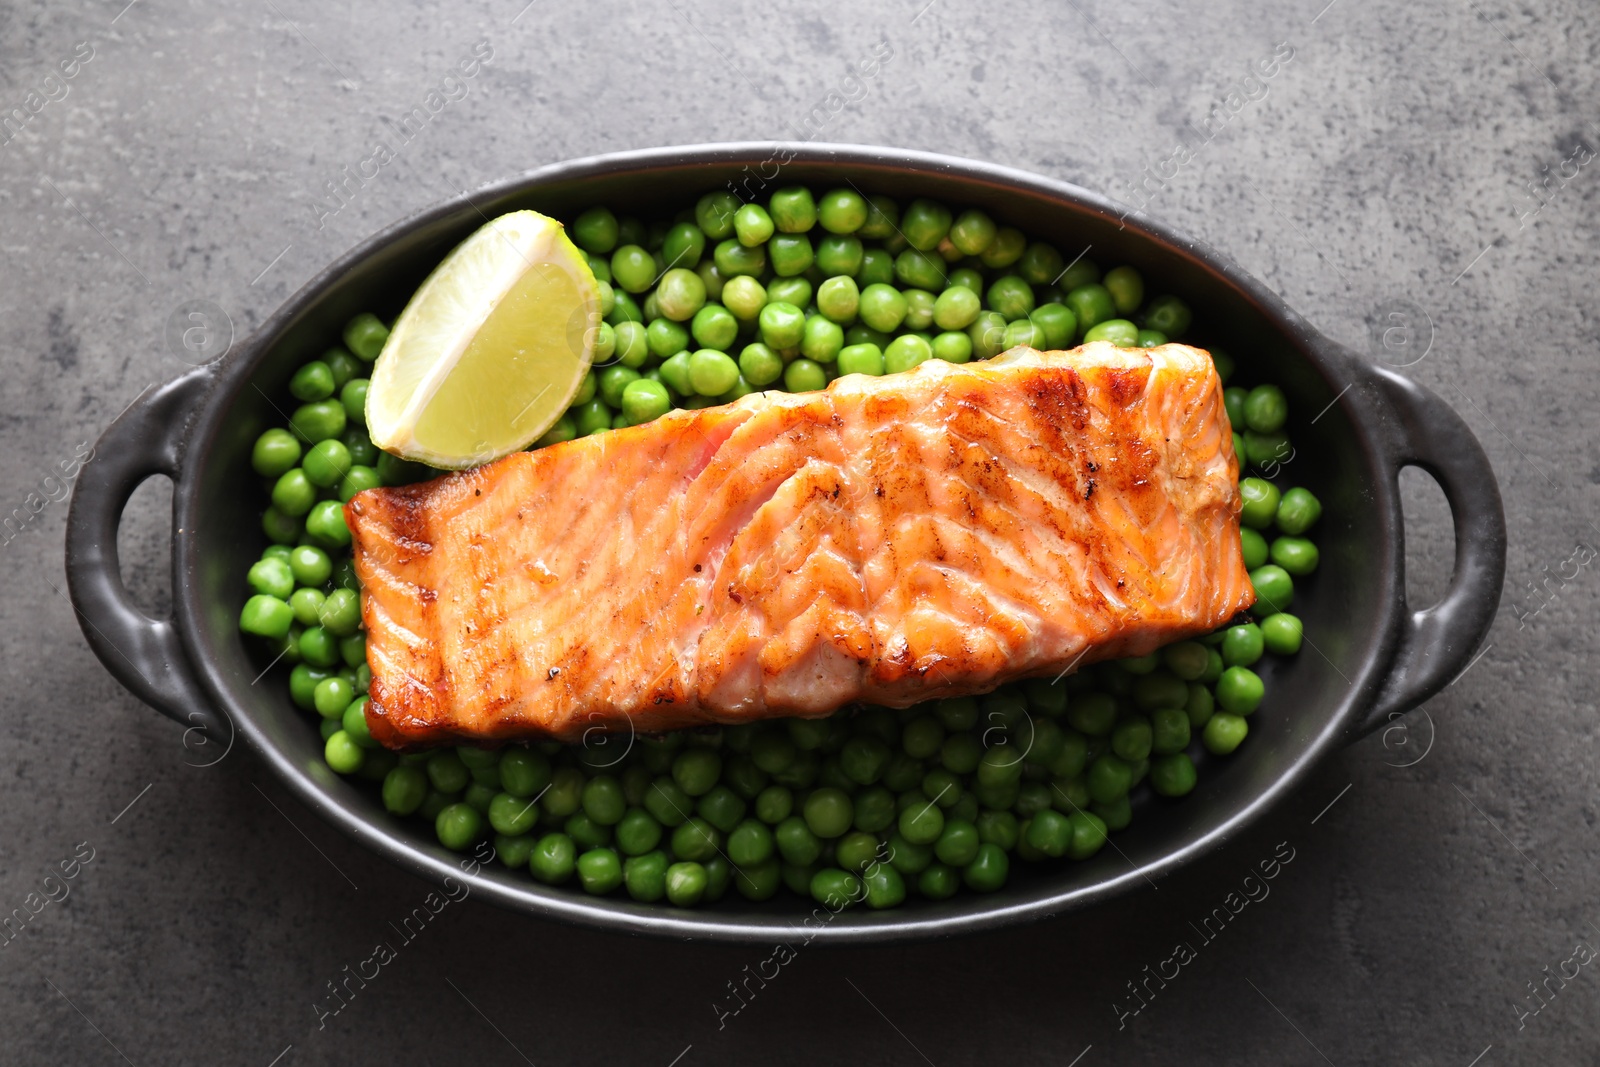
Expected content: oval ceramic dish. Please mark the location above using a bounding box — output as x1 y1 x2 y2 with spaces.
66 143 1505 942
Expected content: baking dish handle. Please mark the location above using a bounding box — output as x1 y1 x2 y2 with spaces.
65 369 226 743
1357 365 1506 734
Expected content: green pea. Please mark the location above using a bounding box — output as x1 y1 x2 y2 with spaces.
320 349 359 391
1269 537 1319 579
434 802 482 850
1060 810 1106 860
932 286 981 331
618 379 670 425
1065 284 1116 335
573 399 612 436
1011 241 1062 289
564 812 614 849
337 463 382 502
377 765 427 816
908 861 956 900
1017 808 1068 857
691 304 739 350
1067 692 1117 737
833 342 883 377
1222 622 1266 667
858 284 908 333
343 313 389 361
1087 753 1133 803
1161 641 1209 681
610 245 656 293
695 192 739 240
1132 329 1165 348
801 315 844 363
859 861 905 909
315 677 355 723
251 429 302 478
646 318 689 360
664 748 717 798
968 311 1008 359
1143 295 1192 336
270 468 316 517
1217 666 1265 714
287 664 331 710
901 198 952 251
297 625 340 668
665 861 707 906
985 275 1035 320
802 787 853 839
596 366 639 410
884 334 932 374
656 268 707 321
810 867 862 908
495 749 551 799
246 556 295 600
755 300 802 350
1276 487 1323 534
722 276 767 321
858 247 896 286
775 815 822 866
315 588 360 637
1203 712 1249 755
1029 303 1077 349
1241 527 1271 570
768 233 814 277
1083 318 1139 346
894 248 947 291
962 843 1010 892
1244 384 1288 433
1225 386 1250 428
540 767 586 819
304 500 350 549
418 751 468 796
784 358 827 392
644 777 692 827
754 785 793 825
812 276 859 324
1111 716 1154 762
1251 564 1295 614
768 187 817 233
970 228 1020 269
659 223 706 271
725 343 779 388
1002 318 1046 351
530 832 577 884
1246 429 1293 469
485 791 538 836
1148 707 1190 755
577 848 623 895
815 234 864 277
238 594 293 640
926 818 977 866
669 817 720 863
1239 477 1281 529
860 195 899 240
897 795 945 845
696 785 747 833
804 189 863 235
925 330 969 364
289 360 335 402
620 850 668 902
1261 612 1304 655
606 289 643 326
941 208 994 255
682 349 736 398
571 207 619 253
614 808 663 856
1144 753 1195 798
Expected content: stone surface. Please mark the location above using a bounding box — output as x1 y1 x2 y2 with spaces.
1 0 1597 1063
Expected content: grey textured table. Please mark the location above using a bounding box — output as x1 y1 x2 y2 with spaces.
4 0 1596 1063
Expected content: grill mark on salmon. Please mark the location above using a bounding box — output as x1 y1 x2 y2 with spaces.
346 343 1254 748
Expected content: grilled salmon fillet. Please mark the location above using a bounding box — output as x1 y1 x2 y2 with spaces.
347 342 1253 748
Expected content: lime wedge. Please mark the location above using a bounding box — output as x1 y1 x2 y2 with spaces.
366 209 600 469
